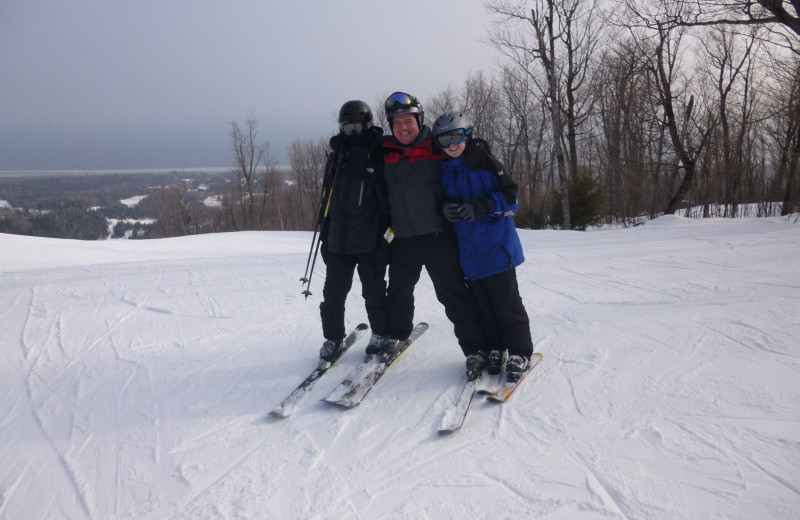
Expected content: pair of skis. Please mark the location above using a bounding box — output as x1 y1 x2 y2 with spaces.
269 323 369 418
321 322 428 408
269 322 541 432
437 352 544 433
269 322 428 418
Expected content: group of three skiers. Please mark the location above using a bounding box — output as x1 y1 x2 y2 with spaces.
316 91 533 383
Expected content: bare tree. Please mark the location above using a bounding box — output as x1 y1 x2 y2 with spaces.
229 115 269 230
699 26 761 216
488 0 603 228
768 55 800 214
148 180 225 237
560 0 604 182
373 92 391 134
461 71 502 145
593 36 668 221
650 23 717 214
488 0 571 228
497 65 549 218
425 85 460 120
150 182 191 237
258 157 285 230
289 138 329 229
661 0 800 54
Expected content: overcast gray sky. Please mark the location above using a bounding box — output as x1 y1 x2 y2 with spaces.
0 1 503 171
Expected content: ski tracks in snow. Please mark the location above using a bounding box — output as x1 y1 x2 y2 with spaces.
2 222 799 519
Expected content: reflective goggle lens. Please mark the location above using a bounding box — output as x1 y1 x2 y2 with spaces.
341 122 366 136
436 129 470 148
385 92 414 109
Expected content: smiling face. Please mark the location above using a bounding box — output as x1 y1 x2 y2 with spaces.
391 114 420 145
443 141 466 159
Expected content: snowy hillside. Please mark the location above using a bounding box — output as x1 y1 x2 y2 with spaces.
1 216 799 520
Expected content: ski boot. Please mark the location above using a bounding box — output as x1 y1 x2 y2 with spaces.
506 354 531 382
465 351 487 381
319 339 344 368
380 337 404 356
486 349 506 375
364 334 387 356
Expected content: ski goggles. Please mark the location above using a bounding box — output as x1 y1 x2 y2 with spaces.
385 92 417 110
435 128 471 148
340 121 366 136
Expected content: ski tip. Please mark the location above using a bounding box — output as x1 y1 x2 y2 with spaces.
267 410 289 420
485 394 509 403
320 398 358 409
437 417 466 434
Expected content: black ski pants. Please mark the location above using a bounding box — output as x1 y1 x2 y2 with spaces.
467 269 533 357
320 252 388 341
385 231 489 356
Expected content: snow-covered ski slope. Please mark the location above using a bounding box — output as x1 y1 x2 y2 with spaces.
1 215 799 519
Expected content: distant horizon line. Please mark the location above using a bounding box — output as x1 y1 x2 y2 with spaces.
0 165 292 176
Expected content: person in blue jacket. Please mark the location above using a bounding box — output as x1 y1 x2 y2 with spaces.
433 111 534 382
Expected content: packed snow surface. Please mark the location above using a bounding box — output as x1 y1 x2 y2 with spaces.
1 215 799 519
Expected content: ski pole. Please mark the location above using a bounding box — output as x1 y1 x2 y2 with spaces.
302 236 323 299
302 185 333 298
301 148 337 295
300 221 320 286
300 154 333 286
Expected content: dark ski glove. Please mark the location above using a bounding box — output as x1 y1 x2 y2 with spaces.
443 202 462 223
456 203 476 222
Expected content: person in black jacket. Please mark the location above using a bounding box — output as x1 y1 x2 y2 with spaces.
317 100 390 364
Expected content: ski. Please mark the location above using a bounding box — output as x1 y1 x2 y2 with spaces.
486 352 543 402
476 350 507 395
322 322 428 408
437 374 481 433
269 323 369 418
438 353 544 432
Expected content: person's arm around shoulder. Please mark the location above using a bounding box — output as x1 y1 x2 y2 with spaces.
461 139 519 219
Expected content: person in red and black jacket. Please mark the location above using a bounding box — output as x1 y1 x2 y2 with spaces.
368 91 490 359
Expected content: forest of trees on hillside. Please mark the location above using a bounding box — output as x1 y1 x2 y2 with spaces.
202 0 800 235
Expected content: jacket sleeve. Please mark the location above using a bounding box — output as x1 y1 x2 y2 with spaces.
465 139 519 218
481 154 519 217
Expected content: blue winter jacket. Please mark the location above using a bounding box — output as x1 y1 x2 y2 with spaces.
440 151 525 280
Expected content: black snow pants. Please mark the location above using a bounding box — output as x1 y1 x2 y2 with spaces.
467 268 533 357
320 251 388 341
385 231 489 356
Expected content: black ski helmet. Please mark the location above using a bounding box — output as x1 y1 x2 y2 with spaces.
338 100 373 124
338 100 373 136
384 91 424 127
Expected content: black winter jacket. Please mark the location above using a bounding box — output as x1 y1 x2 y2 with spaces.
320 127 388 256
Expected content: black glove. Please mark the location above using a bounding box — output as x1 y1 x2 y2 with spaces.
443 202 462 223
456 203 476 222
